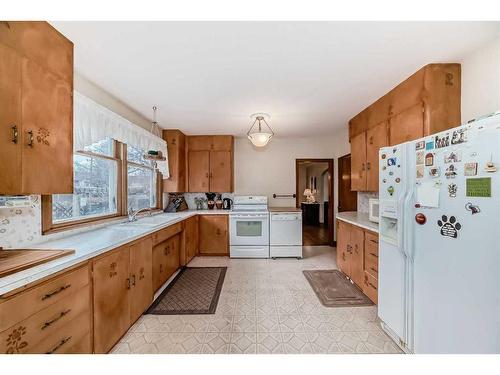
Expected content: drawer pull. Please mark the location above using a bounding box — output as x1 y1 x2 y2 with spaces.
368 282 377 290
369 252 378 258
11 125 18 144
41 284 71 301
126 278 131 290
41 309 71 330
132 274 136 286
370 267 378 274
46 336 72 354
369 239 378 244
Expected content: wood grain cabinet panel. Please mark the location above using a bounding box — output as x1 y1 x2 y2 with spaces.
389 103 424 146
349 225 365 287
209 151 232 192
336 221 351 276
187 135 213 151
92 246 130 354
152 234 180 292
211 135 233 151
350 132 367 191
162 129 186 192
129 237 153 323
188 150 210 192
366 121 388 191
0 43 22 194
181 216 199 265
198 215 228 255
0 21 73 195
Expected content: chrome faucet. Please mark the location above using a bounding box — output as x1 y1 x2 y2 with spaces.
128 207 153 222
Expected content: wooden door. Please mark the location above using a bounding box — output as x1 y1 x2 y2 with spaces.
210 151 232 192
337 154 357 213
21 57 73 194
389 103 424 146
199 215 228 255
366 121 388 191
93 246 130 354
188 135 213 151
350 132 367 191
211 135 233 151
164 234 180 281
162 129 186 192
0 43 22 194
188 150 210 192
129 237 153 323
336 221 351 276
152 241 169 292
349 225 365 287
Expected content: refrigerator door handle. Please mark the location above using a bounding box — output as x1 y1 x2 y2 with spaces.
403 187 415 262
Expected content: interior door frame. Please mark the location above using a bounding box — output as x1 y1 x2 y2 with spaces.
337 153 358 213
295 158 335 247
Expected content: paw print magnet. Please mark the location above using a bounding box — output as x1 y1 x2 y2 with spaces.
437 215 461 238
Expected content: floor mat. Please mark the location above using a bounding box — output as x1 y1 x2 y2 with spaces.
147 267 227 315
303 269 373 307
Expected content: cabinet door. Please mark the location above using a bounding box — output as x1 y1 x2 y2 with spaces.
162 130 186 192
188 150 210 192
210 151 232 192
185 216 198 264
129 237 153 323
389 103 424 146
199 215 228 255
350 131 367 191
0 43 22 194
21 57 73 194
349 225 365 287
165 235 180 278
188 135 213 151
93 246 130 354
152 241 169 292
366 121 388 191
211 135 233 151
336 221 351 276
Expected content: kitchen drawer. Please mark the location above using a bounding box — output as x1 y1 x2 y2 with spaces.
29 312 91 354
0 264 90 331
152 223 182 246
363 271 378 304
364 231 379 250
0 284 90 354
364 250 379 279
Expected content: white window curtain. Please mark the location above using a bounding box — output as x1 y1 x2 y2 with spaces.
73 91 169 178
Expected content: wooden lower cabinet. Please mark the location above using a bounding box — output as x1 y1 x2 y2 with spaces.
93 236 153 353
181 215 199 266
198 215 229 255
0 263 92 354
152 234 180 292
336 220 379 304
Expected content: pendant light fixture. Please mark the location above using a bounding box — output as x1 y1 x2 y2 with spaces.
247 113 274 147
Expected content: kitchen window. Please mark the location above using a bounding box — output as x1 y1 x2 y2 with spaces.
42 139 162 233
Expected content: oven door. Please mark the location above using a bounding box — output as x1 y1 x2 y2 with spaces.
229 214 269 246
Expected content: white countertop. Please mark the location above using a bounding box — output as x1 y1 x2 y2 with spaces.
336 211 379 233
0 209 230 296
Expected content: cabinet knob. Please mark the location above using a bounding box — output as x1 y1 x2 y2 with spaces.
126 278 131 290
27 130 34 147
132 274 136 286
366 162 371 170
361 163 365 171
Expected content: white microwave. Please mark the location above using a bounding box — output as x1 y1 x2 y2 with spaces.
368 198 380 223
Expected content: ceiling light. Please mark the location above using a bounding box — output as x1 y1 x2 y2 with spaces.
247 113 274 147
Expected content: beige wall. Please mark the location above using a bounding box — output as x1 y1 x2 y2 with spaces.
75 73 151 130
234 127 350 238
460 37 500 122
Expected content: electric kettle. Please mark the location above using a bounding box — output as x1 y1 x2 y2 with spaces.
222 198 233 210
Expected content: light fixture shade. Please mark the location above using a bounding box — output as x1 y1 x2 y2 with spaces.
247 113 274 147
248 132 273 147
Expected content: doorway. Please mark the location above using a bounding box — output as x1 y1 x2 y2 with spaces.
295 159 334 247
337 154 357 213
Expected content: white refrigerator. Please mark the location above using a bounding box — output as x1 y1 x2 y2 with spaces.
378 112 500 354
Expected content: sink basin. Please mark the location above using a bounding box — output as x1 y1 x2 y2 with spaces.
114 222 159 230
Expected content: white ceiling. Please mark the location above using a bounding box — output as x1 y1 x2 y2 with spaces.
52 21 499 137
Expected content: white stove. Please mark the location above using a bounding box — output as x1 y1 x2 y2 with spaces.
229 196 269 258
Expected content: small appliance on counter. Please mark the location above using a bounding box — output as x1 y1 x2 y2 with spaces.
270 208 303 259
164 193 188 212
223 197 233 210
206 192 216 209
368 198 380 222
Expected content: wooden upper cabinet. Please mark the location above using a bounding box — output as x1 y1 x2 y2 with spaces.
92 246 130 354
366 121 388 191
0 21 73 195
350 132 367 191
162 129 186 193
187 135 234 192
0 43 22 194
389 103 424 146
198 215 229 255
210 151 232 192
129 237 153 323
188 150 210 192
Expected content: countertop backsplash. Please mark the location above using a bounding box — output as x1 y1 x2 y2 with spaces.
0 195 43 248
178 193 234 210
357 191 379 213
